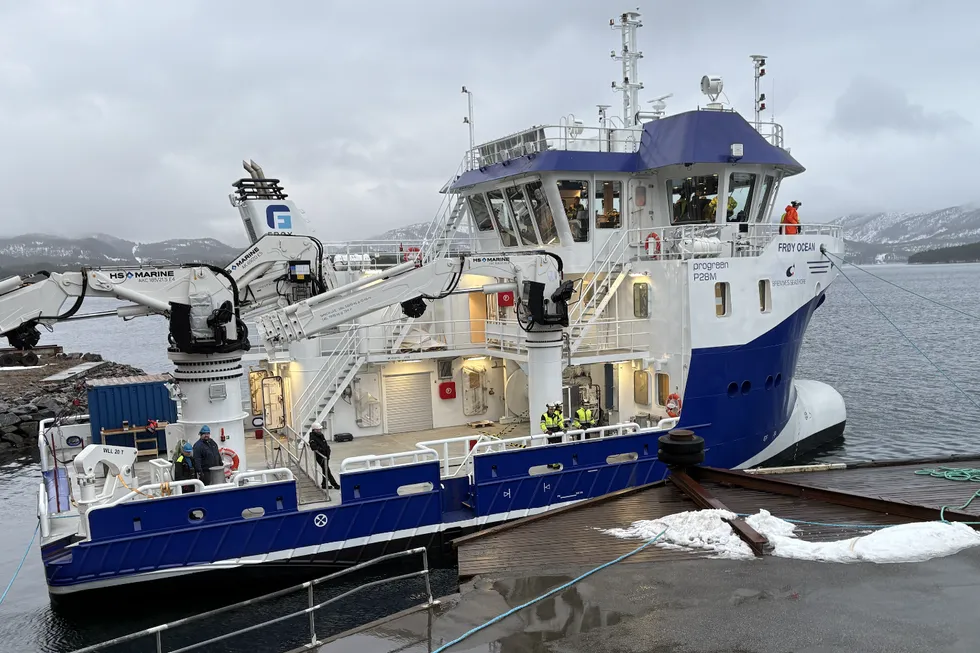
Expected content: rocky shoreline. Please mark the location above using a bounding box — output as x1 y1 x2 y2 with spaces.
0 352 146 456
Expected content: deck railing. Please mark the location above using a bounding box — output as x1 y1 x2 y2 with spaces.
337 421 646 478
627 223 843 261
465 124 644 170
65 548 436 653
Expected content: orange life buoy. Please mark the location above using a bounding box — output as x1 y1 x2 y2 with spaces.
403 246 421 262
220 447 240 479
666 393 682 418
644 232 661 258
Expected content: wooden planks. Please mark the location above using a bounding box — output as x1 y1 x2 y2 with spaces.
456 459 980 579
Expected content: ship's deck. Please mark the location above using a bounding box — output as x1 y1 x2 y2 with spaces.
243 421 523 509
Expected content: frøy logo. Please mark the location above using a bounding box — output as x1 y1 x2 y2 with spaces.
266 204 292 230
785 265 795 278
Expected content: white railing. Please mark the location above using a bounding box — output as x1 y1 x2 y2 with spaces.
418 157 469 264
323 237 481 271
485 319 528 355
337 421 646 479
569 318 650 355
569 229 630 325
340 448 440 474
416 434 499 478
627 223 843 261
466 124 644 170
292 330 361 436
749 121 785 149
265 425 331 501
37 483 50 538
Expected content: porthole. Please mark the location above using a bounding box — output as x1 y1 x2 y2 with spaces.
741 381 751 395
765 375 774 390
189 509 205 522
727 382 738 398
775 373 782 387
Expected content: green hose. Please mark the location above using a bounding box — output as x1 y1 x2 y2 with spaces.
915 467 980 524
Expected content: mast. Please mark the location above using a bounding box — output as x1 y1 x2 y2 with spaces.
751 55 767 125
610 11 644 128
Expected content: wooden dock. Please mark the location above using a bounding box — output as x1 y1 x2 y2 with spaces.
455 456 980 578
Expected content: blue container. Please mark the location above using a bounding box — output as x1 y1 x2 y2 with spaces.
87 375 177 454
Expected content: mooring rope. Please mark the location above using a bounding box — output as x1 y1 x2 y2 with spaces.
822 251 980 321
0 523 39 607
829 260 980 413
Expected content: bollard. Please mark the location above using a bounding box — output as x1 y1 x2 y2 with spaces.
657 429 705 468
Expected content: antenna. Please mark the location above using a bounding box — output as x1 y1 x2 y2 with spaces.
750 55 767 124
649 94 672 119
610 10 644 128
461 86 475 154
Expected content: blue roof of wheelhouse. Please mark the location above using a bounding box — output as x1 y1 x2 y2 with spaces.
451 109 804 190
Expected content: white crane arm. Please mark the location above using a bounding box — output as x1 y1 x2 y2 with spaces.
256 252 572 352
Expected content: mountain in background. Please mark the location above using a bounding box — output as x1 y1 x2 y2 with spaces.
3 203 979 274
830 204 980 263
0 233 242 277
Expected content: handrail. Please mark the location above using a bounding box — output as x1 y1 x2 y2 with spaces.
66 547 436 653
416 433 497 478
465 124 644 170
626 223 843 261
292 330 361 437
569 229 630 325
270 425 331 502
340 448 440 474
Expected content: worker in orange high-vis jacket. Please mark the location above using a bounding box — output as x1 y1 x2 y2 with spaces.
780 201 801 235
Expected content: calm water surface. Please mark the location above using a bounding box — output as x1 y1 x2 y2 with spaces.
2 265 979 652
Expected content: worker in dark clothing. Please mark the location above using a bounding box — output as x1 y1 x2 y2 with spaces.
192 425 222 485
309 422 340 490
174 442 197 492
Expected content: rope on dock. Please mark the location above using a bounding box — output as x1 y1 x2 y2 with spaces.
432 528 668 653
913 467 980 525
828 256 980 413
0 523 38 607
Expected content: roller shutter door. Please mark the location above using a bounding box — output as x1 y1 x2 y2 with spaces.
384 373 433 434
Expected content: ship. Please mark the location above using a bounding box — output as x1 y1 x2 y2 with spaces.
18 10 845 598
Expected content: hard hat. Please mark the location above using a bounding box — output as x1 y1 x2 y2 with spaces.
199 425 211 435
311 422 323 431
182 442 193 453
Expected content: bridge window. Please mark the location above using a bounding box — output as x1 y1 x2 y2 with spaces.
726 173 757 223
558 180 590 242
757 175 775 222
595 181 622 229
667 176 718 225
505 185 540 245
467 193 495 232
487 189 518 247
524 181 558 245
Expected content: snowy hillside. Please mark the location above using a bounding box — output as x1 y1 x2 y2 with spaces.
0 234 240 276
830 204 980 261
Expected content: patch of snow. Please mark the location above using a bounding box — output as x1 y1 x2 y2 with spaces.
746 509 980 564
0 364 45 371
600 509 754 559
602 508 980 565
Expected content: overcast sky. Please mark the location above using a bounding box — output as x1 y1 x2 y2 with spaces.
1 0 977 245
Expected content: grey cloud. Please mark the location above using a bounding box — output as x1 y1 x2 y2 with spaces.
831 76 970 136
0 0 978 243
